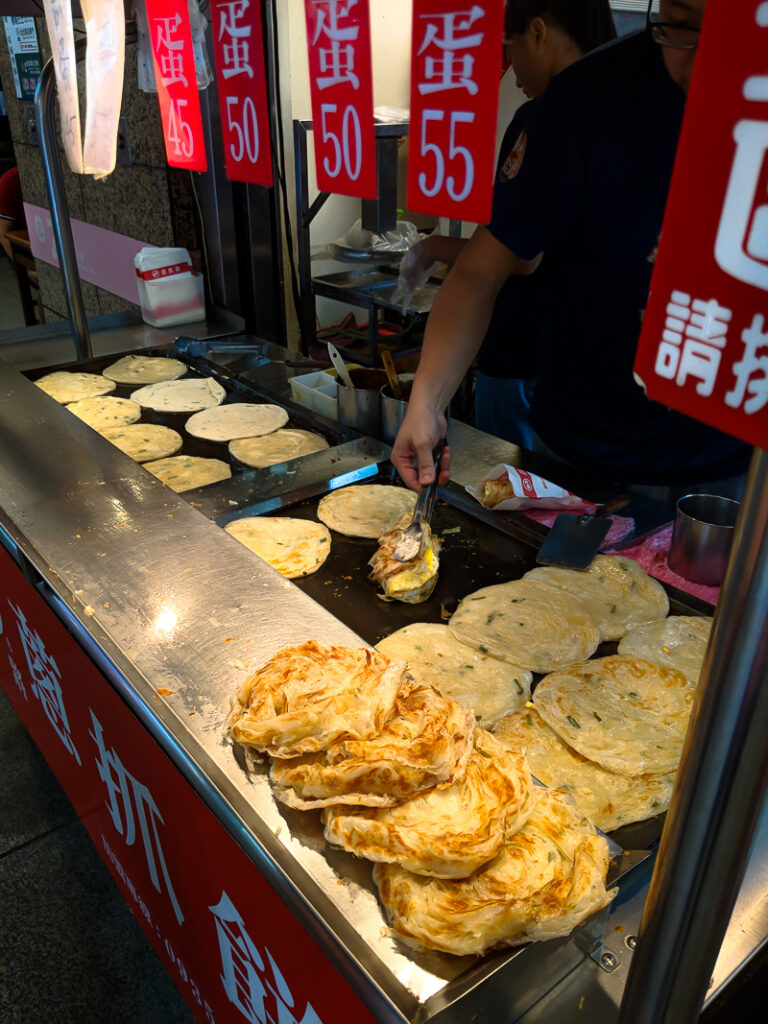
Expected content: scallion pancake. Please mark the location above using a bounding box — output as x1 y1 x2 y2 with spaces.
618 615 712 683
224 516 331 578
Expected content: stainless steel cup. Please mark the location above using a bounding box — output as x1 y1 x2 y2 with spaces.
668 493 741 586
336 369 386 435
380 384 409 444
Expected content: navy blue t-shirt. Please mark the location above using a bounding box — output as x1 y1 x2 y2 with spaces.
478 103 546 380
487 30 751 485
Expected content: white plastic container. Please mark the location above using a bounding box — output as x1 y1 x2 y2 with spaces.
134 247 205 328
289 364 361 420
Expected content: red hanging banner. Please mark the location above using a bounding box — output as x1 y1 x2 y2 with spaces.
408 0 505 223
303 0 377 199
210 0 274 186
145 0 207 171
634 0 768 449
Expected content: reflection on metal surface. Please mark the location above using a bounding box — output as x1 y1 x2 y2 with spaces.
154 606 179 636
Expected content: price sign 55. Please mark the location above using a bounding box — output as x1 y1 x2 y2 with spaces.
304 0 377 199
409 0 504 222
211 0 274 186
146 0 207 171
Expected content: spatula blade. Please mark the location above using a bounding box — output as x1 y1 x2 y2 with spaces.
535 513 613 570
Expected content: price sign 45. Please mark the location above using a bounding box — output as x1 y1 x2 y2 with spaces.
167 99 195 161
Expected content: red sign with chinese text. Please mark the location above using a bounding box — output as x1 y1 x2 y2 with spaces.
0 549 377 1024
634 0 768 449
210 0 274 186
145 0 207 171
408 0 505 223
304 0 377 198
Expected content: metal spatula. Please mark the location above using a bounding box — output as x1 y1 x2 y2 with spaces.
394 441 445 562
535 495 631 570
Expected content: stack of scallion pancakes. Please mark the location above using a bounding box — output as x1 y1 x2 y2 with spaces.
229 555 712 957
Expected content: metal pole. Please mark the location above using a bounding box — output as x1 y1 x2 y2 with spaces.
34 56 91 361
619 446 768 1023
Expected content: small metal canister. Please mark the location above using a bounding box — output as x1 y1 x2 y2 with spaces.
336 368 387 436
668 493 741 586
380 385 409 444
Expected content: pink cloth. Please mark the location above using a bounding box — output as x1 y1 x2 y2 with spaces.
605 522 719 606
522 509 636 549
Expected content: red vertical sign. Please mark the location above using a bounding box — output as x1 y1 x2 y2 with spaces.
145 0 207 171
408 0 505 223
634 0 768 448
0 549 378 1024
210 0 274 186
304 0 377 198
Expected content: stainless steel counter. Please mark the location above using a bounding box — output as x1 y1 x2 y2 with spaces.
1 351 766 1022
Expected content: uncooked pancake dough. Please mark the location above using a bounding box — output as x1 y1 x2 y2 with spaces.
101 423 183 462
376 623 532 729
186 403 289 442
524 554 669 642
317 485 417 539
449 579 601 674
143 454 231 492
533 655 695 776
130 377 225 414
36 371 116 404
102 354 187 384
229 428 328 468
494 707 675 832
66 396 141 430
224 516 331 578
618 615 712 683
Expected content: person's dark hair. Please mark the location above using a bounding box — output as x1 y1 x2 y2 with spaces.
504 0 617 54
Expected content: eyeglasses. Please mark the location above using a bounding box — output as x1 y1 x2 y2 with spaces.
646 2 701 50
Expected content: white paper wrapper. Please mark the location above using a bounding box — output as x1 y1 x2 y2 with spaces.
466 465 597 513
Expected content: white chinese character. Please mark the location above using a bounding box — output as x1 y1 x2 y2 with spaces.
210 891 323 1024
713 6 768 290
154 13 188 87
89 711 184 925
312 0 360 90
417 5 485 96
725 313 768 413
218 0 254 79
654 291 731 396
8 654 26 699
9 600 81 764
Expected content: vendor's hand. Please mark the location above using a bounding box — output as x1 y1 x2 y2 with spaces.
392 241 440 313
392 402 452 491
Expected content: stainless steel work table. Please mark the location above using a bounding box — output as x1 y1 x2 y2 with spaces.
0 354 766 1022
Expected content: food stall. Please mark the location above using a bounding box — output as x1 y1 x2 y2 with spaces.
1 1 767 1022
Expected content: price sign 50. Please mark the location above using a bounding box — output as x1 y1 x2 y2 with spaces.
408 0 504 222
304 0 377 199
211 0 273 186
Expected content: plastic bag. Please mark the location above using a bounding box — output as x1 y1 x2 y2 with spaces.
391 242 440 313
135 0 213 93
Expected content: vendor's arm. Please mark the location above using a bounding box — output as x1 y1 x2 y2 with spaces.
392 226 540 490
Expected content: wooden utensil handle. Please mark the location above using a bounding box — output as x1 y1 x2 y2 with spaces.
381 350 403 400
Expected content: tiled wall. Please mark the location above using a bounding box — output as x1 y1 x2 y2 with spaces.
0 20 200 323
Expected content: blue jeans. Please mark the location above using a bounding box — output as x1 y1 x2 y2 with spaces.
474 373 536 449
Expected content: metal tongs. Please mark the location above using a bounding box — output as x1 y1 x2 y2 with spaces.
394 440 446 562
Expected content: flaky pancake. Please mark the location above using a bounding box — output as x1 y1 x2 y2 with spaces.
230 641 405 758
101 423 183 462
143 454 231 492
224 516 331 578
534 656 695 776
130 377 225 413
186 403 289 442
271 681 474 809
368 515 441 604
494 707 675 831
36 371 116 403
376 623 532 729
618 615 712 683
229 427 328 467
449 579 601 673
373 788 615 956
322 728 534 878
102 354 186 384
524 555 669 641
66 396 141 430
317 485 417 539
